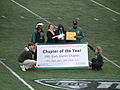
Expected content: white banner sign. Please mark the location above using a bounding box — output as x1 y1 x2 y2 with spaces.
36 43 89 69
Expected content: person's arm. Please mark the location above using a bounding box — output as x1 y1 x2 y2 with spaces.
47 31 53 40
52 35 58 39
88 44 95 52
26 51 33 59
31 30 37 44
18 50 26 63
76 28 84 40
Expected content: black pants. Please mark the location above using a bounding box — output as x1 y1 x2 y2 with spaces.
90 58 103 70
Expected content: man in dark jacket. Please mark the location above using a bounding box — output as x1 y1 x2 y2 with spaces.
18 42 36 71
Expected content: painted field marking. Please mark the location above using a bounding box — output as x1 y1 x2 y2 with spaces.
102 55 120 69
2 16 6 18
10 0 51 24
0 59 35 90
20 16 24 19
90 0 120 15
10 0 120 69
34 78 120 89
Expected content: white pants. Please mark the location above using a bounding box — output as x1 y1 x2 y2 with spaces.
20 59 36 69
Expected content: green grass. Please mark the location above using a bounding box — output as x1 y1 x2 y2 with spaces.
95 0 120 12
0 0 120 90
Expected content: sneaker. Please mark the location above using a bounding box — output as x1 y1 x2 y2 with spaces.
20 65 26 71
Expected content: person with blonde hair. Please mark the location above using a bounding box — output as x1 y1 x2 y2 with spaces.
46 24 58 43
90 46 104 70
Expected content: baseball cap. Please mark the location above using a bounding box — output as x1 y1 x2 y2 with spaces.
73 21 77 25
37 22 43 26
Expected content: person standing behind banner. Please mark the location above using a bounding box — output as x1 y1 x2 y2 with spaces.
31 22 45 45
46 24 58 43
18 42 36 71
68 21 84 43
55 24 66 43
31 22 45 60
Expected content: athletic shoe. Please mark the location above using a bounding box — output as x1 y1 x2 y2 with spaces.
20 65 26 71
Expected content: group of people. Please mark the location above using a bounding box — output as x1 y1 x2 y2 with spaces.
18 21 103 71
31 20 84 44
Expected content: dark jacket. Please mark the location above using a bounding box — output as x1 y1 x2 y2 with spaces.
91 53 103 70
31 28 45 44
95 53 103 64
68 27 84 43
18 47 33 63
46 31 56 43
55 30 66 43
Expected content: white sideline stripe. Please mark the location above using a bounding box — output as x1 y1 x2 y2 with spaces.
10 0 51 24
0 60 35 90
90 0 120 15
102 55 120 69
10 0 120 69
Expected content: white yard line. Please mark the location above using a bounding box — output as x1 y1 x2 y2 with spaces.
90 0 120 15
0 60 35 90
102 55 120 69
10 0 120 69
10 0 51 24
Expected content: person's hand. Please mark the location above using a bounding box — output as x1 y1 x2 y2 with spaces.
61 37 64 40
35 43 38 46
52 35 58 39
58 37 61 40
74 36 76 38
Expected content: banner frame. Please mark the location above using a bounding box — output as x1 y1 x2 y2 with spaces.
36 42 89 70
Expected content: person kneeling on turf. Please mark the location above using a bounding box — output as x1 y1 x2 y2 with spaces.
90 46 103 70
18 42 36 71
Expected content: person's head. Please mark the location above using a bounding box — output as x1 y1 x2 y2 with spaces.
27 42 35 51
73 21 78 29
95 46 102 54
58 24 64 31
36 22 43 30
48 24 55 31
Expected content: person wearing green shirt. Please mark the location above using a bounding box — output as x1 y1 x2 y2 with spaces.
31 22 45 60
68 21 84 43
31 22 45 45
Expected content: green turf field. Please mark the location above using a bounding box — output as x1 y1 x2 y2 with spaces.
0 0 120 90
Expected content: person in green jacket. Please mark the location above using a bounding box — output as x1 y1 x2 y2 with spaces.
18 42 36 71
31 22 45 45
68 21 84 43
31 22 45 60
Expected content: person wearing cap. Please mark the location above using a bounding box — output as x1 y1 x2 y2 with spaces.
31 22 45 45
55 24 66 43
18 42 36 71
31 22 45 60
68 21 84 43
